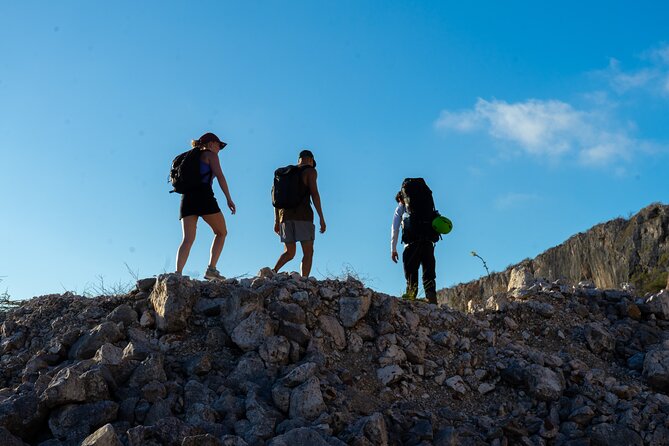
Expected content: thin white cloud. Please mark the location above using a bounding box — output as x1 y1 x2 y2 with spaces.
435 98 635 166
600 43 669 96
605 59 657 93
646 44 669 65
494 193 539 210
435 109 480 132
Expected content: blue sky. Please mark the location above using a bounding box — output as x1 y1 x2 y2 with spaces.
1 1 668 300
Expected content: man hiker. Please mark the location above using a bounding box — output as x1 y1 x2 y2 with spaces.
391 179 439 304
272 150 326 277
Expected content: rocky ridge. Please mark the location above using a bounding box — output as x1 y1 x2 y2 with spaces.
438 203 669 312
1 269 669 445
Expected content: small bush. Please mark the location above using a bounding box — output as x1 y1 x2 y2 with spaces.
631 268 668 295
0 277 21 322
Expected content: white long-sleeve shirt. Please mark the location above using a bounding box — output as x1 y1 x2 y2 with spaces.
390 203 406 253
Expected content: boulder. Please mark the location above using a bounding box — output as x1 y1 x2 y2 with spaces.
346 412 389 446
268 301 306 325
268 427 330 446
271 383 292 413
137 277 157 292
258 267 275 279
227 352 268 389
149 274 197 332
282 362 318 387
289 377 326 421
0 392 47 439
259 335 291 365
527 301 555 318
525 365 564 401
377 365 404 386
647 290 669 319
231 311 276 351
507 265 534 296
107 304 138 326
69 322 123 359
194 298 225 316
93 343 124 366
182 434 223 446
80 423 123 446
0 427 29 446
379 345 407 366
127 354 167 388
643 349 669 391
126 416 193 446
445 375 467 394
584 323 615 354
40 367 109 408
48 400 118 441
245 391 281 440
318 315 346 350
221 288 264 334
277 321 311 346
139 310 154 328
220 436 249 446
339 294 371 328
589 423 642 446
485 294 510 311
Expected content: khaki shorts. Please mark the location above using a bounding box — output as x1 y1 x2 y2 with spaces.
280 220 316 243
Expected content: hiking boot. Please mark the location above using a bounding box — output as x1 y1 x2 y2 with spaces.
204 267 225 281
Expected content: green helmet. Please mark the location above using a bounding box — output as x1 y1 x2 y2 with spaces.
432 215 453 234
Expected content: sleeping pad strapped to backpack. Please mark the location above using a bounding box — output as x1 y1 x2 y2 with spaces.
401 177 441 244
272 165 308 209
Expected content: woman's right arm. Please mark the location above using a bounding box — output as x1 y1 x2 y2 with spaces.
208 153 236 214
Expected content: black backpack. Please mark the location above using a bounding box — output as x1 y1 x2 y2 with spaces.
401 178 441 243
272 165 308 209
169 148 202 194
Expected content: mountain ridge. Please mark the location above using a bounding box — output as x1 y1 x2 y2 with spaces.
438 202 669 312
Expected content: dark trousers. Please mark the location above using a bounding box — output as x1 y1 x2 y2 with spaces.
402 240 437 303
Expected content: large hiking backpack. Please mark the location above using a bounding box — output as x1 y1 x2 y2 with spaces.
401 177 441 244
169 148 202 194
272 165 307 209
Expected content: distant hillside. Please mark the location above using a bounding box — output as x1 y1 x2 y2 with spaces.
439 203 669 311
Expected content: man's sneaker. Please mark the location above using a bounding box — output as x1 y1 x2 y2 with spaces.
204 267 225 281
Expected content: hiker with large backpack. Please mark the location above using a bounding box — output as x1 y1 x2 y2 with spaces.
170 132 236 280
391 178 448 304
271 149 326 277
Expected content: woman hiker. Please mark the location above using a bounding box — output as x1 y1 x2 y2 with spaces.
175 132 236 280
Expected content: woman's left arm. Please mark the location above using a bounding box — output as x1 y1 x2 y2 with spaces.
209 153 236 214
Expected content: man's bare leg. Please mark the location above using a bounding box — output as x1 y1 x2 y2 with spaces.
300 240 314 277
273 243 296 273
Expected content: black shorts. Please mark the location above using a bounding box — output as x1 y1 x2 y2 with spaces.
180 185 221 219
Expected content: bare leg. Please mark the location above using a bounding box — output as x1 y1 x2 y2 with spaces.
273 243 296 273
300 240 314 277
201 212 228 269
176 216 198 273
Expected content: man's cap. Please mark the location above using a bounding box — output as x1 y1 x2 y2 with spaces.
198 132 226 147
298 149 316 167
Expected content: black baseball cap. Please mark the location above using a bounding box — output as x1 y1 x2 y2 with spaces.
198 132 227 148
298 149 316 167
